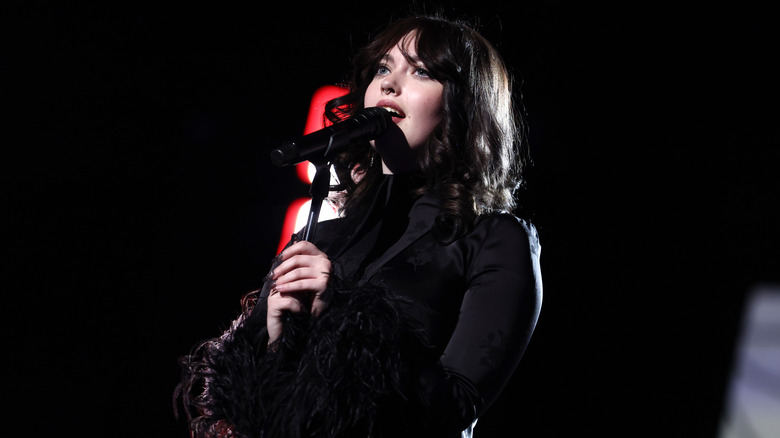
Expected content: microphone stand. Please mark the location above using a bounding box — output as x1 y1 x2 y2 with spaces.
302 159 331 242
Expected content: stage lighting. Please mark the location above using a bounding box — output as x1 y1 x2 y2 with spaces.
276 85 347 254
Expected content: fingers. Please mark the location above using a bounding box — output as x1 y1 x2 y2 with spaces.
267 289 305 315
311 296 328 317
266 290 305 346
273 267 329 292
270 241 331 294
277 240 324 258
274 259 330 280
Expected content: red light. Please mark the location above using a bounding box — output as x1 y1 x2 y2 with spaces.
277 197 310 250
277 85 347 254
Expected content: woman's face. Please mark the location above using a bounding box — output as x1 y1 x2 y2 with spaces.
364 33 444 173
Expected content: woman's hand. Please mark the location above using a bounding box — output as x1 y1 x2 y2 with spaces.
266 240 331 346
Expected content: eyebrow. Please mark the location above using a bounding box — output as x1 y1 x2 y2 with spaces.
379 51 422 67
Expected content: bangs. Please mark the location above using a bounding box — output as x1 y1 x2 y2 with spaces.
365 17 461 83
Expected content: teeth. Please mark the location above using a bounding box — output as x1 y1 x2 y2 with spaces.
380 106 404 117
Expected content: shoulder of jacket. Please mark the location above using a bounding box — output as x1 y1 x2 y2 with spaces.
475 212 540 247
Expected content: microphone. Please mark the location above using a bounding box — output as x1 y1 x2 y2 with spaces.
270 107 392 167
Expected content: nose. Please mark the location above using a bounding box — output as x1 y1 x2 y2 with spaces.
381 75 398 96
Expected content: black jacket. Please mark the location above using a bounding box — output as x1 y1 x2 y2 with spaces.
201 175 542 438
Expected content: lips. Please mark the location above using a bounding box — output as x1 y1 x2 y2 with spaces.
375 100 405 119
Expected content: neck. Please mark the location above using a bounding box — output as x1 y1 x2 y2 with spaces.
380 158 421 175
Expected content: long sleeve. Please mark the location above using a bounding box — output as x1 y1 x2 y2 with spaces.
408 216 543 434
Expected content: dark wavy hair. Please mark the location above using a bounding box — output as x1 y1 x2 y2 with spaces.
325 15 529 242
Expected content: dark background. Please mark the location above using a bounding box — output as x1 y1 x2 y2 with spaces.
4 1 778 436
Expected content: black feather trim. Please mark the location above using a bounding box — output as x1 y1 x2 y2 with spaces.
177 282 432 438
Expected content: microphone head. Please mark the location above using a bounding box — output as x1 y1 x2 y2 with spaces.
354 107 392 134
269 107 392 167
269 141 297 167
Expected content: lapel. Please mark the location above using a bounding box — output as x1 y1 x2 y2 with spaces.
330 176 391 260
361 192 440 280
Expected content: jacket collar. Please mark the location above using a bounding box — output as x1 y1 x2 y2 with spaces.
358 192 440 280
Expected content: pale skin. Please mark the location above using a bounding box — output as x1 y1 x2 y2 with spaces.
266 33 444 346
266 240 332 346
367 33 444 173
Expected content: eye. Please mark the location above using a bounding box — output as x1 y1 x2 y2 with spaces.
413 67 433 79
375 64 390 76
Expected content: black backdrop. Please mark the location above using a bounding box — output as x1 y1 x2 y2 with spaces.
5 1 778 437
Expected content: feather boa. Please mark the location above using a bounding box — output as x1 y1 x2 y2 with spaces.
176 282 432 438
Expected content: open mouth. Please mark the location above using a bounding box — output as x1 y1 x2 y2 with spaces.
379 106 405 119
